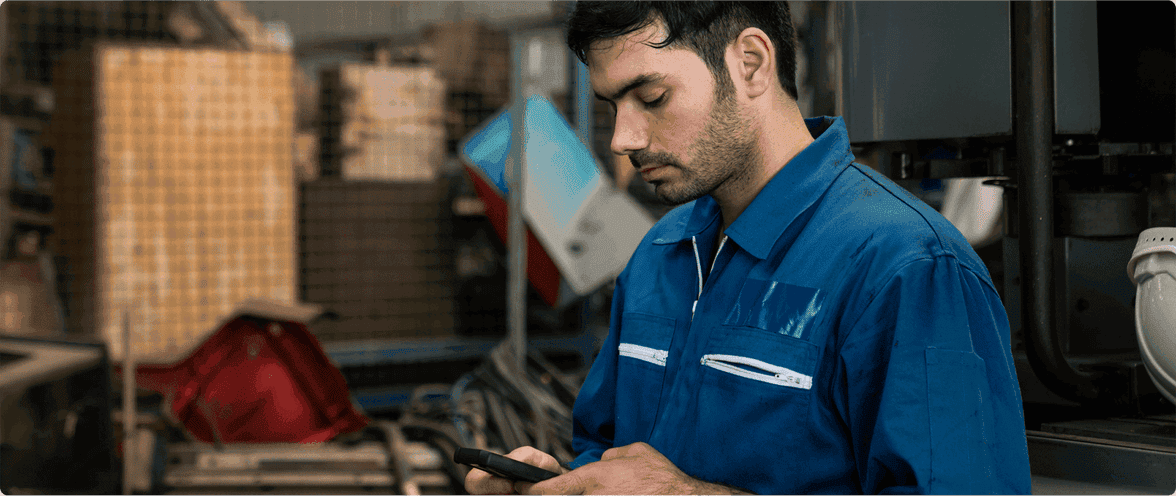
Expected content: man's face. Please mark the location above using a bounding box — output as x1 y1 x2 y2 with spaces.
587 21 760 205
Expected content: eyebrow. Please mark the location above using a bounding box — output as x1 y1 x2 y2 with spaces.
594 73 667 103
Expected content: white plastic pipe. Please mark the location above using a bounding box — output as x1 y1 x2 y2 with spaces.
1127 227 1176 405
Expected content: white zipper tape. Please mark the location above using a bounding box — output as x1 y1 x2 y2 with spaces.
619 343 669 367
700 353 812 390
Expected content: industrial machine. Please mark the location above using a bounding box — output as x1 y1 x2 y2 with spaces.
0 336 118 494
158 423 455 495
832 2 1175 493
459 95 654 309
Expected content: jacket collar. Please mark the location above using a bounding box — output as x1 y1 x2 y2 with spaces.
652 116 855 259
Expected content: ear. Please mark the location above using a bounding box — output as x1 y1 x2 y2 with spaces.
728 27 775 99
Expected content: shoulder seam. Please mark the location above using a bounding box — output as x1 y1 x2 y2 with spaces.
848 162 948 252
844 163 999 295
842 251 1003 345
843 252 969 337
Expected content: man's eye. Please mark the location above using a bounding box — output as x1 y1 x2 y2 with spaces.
643 94 666 108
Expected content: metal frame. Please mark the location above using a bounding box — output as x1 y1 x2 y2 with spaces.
1027 430 1176 493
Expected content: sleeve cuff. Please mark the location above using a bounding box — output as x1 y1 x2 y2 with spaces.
568 449 605 470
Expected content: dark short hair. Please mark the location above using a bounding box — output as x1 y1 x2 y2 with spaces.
565 1 799 101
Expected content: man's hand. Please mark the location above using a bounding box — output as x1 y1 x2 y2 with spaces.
464 446 568 495
520 442 752 495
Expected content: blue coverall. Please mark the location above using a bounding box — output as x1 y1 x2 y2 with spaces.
569 117 1033 494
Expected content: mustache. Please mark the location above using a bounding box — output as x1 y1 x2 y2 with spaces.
629 151 680 170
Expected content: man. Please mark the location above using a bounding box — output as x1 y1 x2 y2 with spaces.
467 2 1032 494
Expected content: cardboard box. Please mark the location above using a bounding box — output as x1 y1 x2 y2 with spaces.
47 43 296 363
320 64 447 182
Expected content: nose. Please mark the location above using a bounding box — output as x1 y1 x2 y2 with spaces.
610 106 649 157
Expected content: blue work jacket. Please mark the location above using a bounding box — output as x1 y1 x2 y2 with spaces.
570 117 1032 494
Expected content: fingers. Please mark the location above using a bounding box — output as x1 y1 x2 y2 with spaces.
506 446 564 473
463 447 565 495
514 480 536 495
464 466 515 495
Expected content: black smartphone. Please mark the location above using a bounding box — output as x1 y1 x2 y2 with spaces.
453 447 561 483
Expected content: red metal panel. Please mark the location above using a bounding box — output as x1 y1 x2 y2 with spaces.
464 165 561 306
129 316 368 443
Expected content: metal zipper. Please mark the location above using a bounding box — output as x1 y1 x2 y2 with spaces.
691 235 728 321
619 343 668 367
699 353 813 390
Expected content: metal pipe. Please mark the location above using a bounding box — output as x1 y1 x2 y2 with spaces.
378 421 420 496
507 34 529 376
1014 1 1101 402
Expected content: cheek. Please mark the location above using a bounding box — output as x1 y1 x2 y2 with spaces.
653 107 708 158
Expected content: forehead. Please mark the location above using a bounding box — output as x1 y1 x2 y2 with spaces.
585 21 701 93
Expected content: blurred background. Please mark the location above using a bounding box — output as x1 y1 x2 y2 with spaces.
0 1 1172 494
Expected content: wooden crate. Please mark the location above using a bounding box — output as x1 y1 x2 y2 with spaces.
320 64 446 182
47 43 296 363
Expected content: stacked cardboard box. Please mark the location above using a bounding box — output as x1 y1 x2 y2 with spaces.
299 179 456 342
421 20 510 108
47 43 296 363
319 63 447 182
418 20 511 153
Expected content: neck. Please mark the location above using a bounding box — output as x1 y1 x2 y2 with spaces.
711 99 814 233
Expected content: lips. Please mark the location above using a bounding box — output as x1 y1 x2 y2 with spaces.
640 165 667 180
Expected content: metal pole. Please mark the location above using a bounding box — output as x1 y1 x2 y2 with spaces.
1014 1 1100 402
507 34 529 375
121 308 135 495
573 57 594 155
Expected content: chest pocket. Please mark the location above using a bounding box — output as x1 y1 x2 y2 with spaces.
724 278 827 340
690 325 819 454
615 312 676 443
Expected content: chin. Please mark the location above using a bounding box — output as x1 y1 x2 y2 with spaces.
655 184 705 206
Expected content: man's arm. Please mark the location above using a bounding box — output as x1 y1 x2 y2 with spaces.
567 274 629 468
838 256 1032 494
